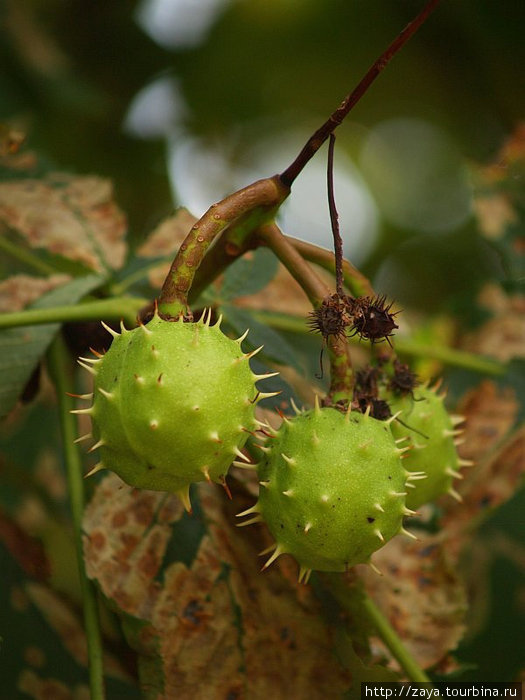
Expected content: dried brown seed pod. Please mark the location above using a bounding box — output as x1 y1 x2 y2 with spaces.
349 295 399 345
389 359 419 397
354 365 381 399
307 293 353 341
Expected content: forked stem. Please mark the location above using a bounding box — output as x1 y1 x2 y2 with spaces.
256 222 329 306
257 221 354 402
189 229 375 301
158 175 289 318
160 0 442 316
156 0 443 394
285 237 374 297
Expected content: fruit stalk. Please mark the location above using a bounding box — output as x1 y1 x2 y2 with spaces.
286 237 375 298
161 0 442 316
257 221 354 401
327 133 345 297
158 175 289 319
47 335 106 700
323 574 432 683
257 222 330 305
361 593 432 683
187 224 374 304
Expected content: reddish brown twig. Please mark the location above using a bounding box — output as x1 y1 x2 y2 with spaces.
326 134 344 296
279 0 442 187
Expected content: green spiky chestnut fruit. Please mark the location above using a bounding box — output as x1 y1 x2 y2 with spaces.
238 402 414 582
75 310 276 510
388 385 471 510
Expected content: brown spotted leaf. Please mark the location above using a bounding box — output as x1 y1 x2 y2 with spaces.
0 273 71 313
0 509 49 581
473 193 519 241
452 380 519 466
0 174 127 272
356 533 468 671
460 285 525 362
471 124 525 290
441 426 525 553
435 380 522 551
83 473 351 699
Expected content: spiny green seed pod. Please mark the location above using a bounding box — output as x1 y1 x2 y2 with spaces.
237 399 416 583
73 309 278 510
388 384 472 510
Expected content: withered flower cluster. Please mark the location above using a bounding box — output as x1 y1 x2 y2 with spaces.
353 359 420 420
308 294 419 420
308 293 399 345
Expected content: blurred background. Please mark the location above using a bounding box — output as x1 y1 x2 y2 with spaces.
1 0 524 686
1 0 524 312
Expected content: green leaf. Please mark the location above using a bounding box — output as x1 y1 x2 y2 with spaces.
0 175 128 275
219 247 278 301
221 304 303 373
0 275 102 418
